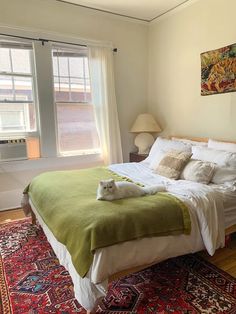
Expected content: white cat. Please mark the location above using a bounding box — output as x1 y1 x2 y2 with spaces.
96 179 166 201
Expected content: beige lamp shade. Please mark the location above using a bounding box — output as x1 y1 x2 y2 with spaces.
130 113 161 154
130 113 161 133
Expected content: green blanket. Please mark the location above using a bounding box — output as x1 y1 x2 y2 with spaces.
25 167 191 277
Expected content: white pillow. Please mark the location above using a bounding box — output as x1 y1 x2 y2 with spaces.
145 137 192 169
208 139 236 153
149 150 166 168
172 137 207 147
180 160 216 184
211 166 236 184
192 146 236 168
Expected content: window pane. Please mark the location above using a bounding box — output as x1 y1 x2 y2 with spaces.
69 78 91 102
15 76 33 101
83 58 90 78
53 57 59 76
54 76 70 102
11 49 31 74
0 75 33 101
0 76 13 100
0 102 36 132
0 41 37 138
70 78 84 102
60 76 70 90
69 57 83 77
0 48 11 72
58 56 69 77
56 103 100 153
53 48 91 103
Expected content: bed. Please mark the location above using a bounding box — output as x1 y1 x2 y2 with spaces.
22 136 236 313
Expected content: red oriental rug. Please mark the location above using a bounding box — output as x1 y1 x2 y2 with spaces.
0 219 236 313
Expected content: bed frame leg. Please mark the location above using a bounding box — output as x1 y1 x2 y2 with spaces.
225 234 232 248
31 210 36 225
86 297 103 314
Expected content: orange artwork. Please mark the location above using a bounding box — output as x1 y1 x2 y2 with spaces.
201 44 236 95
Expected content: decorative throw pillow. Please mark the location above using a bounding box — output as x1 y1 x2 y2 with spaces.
180 160 216 184
146 137 192 169
154 150 192 180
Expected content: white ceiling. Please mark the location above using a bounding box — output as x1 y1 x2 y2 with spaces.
57 0 191 21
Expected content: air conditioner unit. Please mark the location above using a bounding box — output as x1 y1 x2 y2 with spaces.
0 138 27 161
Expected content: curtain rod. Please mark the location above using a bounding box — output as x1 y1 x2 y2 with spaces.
0 32 118 52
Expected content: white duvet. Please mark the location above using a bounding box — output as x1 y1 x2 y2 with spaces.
29 162 227 311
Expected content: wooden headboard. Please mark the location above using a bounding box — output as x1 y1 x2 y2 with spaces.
172 136 236 144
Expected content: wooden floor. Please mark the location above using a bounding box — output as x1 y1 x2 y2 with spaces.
0 209 236 278
200 236 236 277
0 208 26 224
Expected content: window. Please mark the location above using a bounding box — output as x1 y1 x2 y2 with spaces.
0 41 37 134
0 35 101 161
52 46 100 156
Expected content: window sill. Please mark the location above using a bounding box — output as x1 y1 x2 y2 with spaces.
0 153 103 173
59 149 101 157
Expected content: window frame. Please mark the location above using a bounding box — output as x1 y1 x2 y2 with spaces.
0 41 39 138
52 45 100 157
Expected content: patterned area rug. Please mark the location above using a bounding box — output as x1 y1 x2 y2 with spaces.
0 219 236 313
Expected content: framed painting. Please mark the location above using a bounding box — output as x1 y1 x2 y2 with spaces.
201 43 236 95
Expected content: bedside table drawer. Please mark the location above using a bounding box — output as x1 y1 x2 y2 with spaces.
129 152 148 162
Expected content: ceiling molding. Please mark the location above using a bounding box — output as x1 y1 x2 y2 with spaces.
55 0 150 22
149 0 191 22
54 0 197 23
149 0 200 24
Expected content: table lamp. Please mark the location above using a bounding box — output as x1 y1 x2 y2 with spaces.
130 113 161 154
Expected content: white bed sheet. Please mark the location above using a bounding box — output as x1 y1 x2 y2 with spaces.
28 162 229 311
210 182 236 214
210 182 236 228
225 212 236 228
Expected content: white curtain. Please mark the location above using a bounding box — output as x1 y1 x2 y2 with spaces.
88 46 123 165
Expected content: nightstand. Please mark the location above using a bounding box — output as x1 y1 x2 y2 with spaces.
129 152 148 162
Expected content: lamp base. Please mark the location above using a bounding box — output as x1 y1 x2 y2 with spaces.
134 133 155 155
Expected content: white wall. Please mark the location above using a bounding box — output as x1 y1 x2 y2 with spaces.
148 0 236 140
0 0 148 210
0 155 103 210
